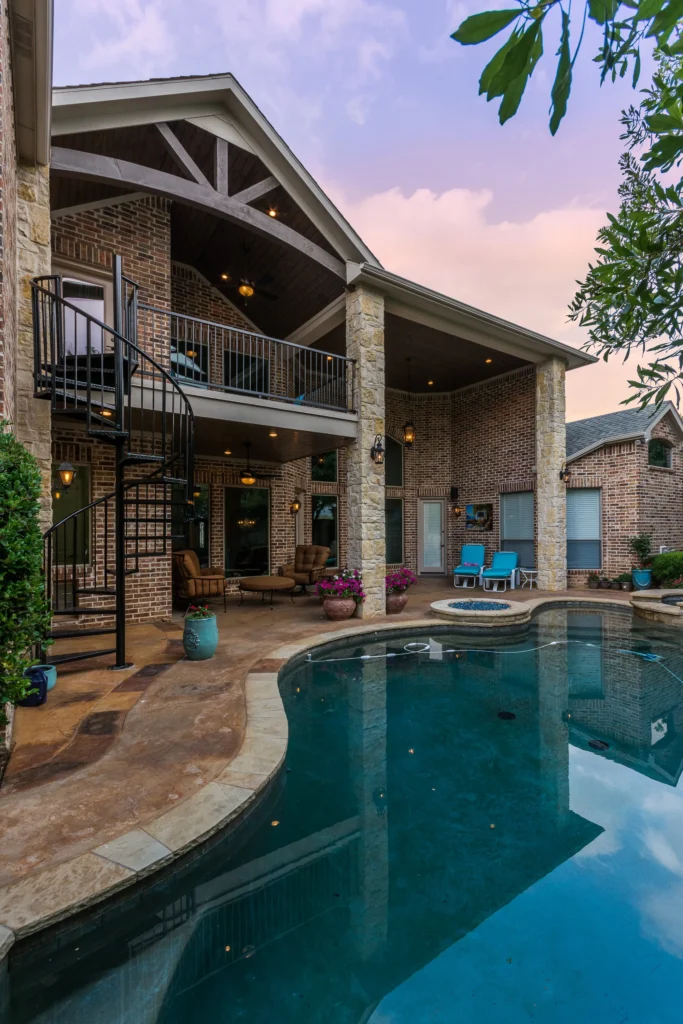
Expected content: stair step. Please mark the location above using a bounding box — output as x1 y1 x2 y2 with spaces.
89 429 128 441
50 627 117 640
75 587 117 596
160 476 187 485
47 648 117 666
121 453 165 465
51 607 116 616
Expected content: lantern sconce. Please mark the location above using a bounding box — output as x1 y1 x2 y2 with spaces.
402 421 416 447
450 486 463 517
289 496 302 515
559 466 571 484
370 435 385 465
57 461 76 492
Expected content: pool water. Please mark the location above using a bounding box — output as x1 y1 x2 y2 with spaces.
7 606 683 1022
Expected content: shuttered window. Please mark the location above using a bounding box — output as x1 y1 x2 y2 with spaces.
567 488 601 569
500 491 534 568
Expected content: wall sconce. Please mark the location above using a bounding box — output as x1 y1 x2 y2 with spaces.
450 486 463 517
559 466 571 484
289 497 302 515
402 421 416 447
370 435 385 465
57 461 76 491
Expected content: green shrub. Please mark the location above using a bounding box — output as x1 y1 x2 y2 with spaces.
651 551 683 586
629 533 653 568
615 572 632 583
0 423 52 724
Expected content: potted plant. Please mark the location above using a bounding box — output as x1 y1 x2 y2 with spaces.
610 576 622 590
385 567 418 614
630 534 653 589
316 569 365 620
587 573 600 590
616 572 633 592
599 577 611 589
183 603 219 660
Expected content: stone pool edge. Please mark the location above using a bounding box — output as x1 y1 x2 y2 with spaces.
0 595 631 960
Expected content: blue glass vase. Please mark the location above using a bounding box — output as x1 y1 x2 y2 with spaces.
183 614 219 660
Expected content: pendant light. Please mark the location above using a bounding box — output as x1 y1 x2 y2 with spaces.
241 442 257 485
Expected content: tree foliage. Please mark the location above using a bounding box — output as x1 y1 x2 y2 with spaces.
0 423 51 724
452 0 683 133
570 54 683 407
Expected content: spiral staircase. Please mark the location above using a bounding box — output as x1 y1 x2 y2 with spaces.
32 256 195 668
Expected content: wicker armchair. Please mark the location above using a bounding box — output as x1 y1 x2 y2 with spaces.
279 545 330 593
172 549 228 611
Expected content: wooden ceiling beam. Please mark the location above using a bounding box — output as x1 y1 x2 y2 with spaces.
215 137 229 194
51 146 346 279
155 122 212 187
231 175 278 205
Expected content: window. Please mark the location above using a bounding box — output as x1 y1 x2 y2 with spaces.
385 498 403 564
312 450 337 482
172 483 210 567
500 491 534 568
312 495 337 564
224 351 269 394
649 438 672 468
170 338 209 386
385 437 403 487
224 486 270 577
567 488 601 569
62 278 105 356
52 464 91 563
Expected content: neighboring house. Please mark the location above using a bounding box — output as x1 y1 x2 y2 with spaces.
0 5 602 666
565 402 683 585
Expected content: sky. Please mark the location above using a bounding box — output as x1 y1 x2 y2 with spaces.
53 0 659 421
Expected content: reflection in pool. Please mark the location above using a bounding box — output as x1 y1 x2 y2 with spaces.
7 607 683 1022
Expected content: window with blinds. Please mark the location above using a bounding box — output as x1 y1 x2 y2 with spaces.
567 488 601 569
500 491 534 568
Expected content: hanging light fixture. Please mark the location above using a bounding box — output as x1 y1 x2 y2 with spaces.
241 442 257 485
57 461 76 491
238 280 255 299
289 497 302 515
403 358 416 447
370 435 385 465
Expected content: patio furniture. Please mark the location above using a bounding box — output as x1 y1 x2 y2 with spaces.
453 544 486 588
172 550 228 611
482 551 519 593
279 545 331 593
239 575 296 605
519 568 538 589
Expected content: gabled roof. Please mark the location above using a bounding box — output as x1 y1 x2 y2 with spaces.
51 73 379 267
566 401 683 462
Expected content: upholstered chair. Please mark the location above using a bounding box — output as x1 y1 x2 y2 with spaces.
279 545 331 593
172 549 228 611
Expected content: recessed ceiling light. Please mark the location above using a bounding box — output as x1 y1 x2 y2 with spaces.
326 355 333 362
224 449 232 455
269 431 278 437
220 273 230 281
268 208 277 218
427 380 434 386
485 357 493 364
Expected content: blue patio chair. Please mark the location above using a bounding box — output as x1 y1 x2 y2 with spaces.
482 551 519 593
452 544 486 589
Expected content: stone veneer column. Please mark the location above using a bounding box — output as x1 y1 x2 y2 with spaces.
536 358 566 591
15 163 52 532
346 284 385 617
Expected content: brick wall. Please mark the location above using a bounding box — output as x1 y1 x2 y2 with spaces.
171 262 257 331
639 415 683 554
0 0 16 425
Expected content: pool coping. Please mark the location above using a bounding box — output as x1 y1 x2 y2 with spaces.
0 593 632 961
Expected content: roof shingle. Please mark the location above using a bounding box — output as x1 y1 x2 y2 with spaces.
566 403 674 459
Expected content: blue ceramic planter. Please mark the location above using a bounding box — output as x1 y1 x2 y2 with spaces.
632 568 652 590
24 664 57 691
183 614 218 660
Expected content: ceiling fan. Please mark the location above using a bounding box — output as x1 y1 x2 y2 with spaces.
238 441 281 485
219 244 279 304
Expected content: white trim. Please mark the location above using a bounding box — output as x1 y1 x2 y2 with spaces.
51 192 148 219
10 0 53 164
52 259 114 327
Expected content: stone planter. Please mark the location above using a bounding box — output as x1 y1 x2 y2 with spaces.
588 580 599 590
599 580 611 589
386 592 409 614
322 597 357 621
183 614 219 660
611 581 621 590
620 581 633 592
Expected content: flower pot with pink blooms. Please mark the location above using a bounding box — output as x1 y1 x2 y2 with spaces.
385 567 418 614
316 569 365 621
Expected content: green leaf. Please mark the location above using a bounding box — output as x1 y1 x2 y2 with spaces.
499 19 542 80
636 0 665 18
499 28 544 124
451 9 520 45
549 10 572 134
479 30 521 96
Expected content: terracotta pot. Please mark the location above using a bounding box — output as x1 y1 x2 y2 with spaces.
322 597 357 621
386 592 409 614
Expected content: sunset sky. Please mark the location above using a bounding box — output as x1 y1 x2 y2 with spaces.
54 0 658 421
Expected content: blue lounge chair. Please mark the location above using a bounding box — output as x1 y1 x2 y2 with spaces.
452 544 486 589
482 551 519 592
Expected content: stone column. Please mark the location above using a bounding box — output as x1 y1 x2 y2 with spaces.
346 284 385 617
536 358 566 591
15 163 52 532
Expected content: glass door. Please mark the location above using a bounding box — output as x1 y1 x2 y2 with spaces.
419 499 445 573
224 487 270 577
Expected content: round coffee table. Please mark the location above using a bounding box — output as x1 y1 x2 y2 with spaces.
239 575 296 605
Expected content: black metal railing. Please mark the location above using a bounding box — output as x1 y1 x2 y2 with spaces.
137 305 356 413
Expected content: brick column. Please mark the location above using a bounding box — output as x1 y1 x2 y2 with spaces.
536 358 566 591
15 163 52 532
346 284 385 617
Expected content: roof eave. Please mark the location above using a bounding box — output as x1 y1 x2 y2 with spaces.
11 0 53 165
566 431 646 464
348 263 597 370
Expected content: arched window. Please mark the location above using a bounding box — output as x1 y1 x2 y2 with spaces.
648 438 672 468
385 436 403 487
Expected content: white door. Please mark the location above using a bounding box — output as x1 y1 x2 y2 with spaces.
419 499 446 573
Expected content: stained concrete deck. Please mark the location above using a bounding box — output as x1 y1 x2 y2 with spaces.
0 579 631 946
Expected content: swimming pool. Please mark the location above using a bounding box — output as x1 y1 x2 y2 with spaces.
7 605 683 1022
